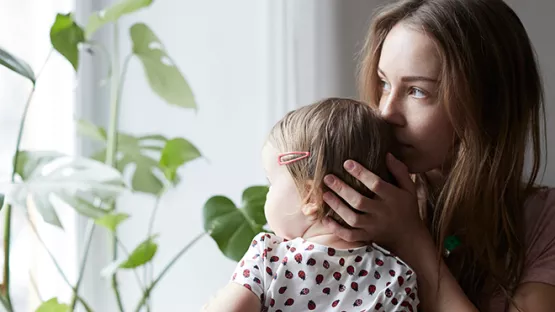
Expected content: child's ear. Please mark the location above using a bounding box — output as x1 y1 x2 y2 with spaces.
301 202 319 216
301 180 320 217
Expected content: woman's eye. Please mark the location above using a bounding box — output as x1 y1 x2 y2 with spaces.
381 80 391 92
409 87 427 99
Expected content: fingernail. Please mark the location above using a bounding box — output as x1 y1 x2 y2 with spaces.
344 160 355 171
324 175 335 185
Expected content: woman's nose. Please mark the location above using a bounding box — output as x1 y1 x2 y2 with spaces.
379 93 406 127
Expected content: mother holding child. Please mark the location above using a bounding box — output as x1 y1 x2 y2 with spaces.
204 0 555 311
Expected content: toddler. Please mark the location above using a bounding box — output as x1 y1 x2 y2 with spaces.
204 98 419 312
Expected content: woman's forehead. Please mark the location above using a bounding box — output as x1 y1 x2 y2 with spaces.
378 22 441 80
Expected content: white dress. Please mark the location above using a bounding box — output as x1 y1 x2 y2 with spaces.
231 232 419 312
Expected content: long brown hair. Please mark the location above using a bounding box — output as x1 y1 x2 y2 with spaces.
358 0 546 308
268 98 399 227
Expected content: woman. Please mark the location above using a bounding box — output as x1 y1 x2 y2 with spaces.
321 0 555 311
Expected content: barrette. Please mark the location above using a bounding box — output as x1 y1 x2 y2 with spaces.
277 151 310 165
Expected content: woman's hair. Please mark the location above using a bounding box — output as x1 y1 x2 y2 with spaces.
358 0 546 308
268 97 399 227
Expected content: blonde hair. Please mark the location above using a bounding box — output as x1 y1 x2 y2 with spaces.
358 0 546 307
268 97 399 227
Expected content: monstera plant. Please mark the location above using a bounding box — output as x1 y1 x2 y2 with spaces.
0 0 268 311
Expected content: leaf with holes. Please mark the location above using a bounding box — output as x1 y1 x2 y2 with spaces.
85 0 153 39
79 120 170 194
119 235 158 268
50 13 85 71
203 186 269 261
10 151 126 228
130 23 196 108
0 47 36 84
36 298 69 312
159 138 201 183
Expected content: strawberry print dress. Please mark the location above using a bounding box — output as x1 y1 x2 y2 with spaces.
231 232 419 312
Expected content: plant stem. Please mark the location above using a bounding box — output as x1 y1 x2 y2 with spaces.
29 271 43 303
69 220 96 310
133 232 205 312
144 195 162 311
2 85 35 310
116 238 147 293
1 48 53 309
27 214 93 312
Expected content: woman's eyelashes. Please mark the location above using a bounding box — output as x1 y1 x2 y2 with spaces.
379 78 430 100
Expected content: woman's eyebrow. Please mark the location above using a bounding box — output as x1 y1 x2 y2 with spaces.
378 68 438 83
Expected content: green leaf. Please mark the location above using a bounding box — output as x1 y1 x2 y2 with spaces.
130 23 196 109
77 119 107 141
0 47 36 84
203 186 269 262
119 236 158 269
92 131 170 194
95 213 129 232
50 13 85 71
0 193 4 208
36 298 69 312
10 151 126 229
85 0 153 39
242 186 270 226
160 138 201 182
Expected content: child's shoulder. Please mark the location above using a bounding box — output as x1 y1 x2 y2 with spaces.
251 232 289 250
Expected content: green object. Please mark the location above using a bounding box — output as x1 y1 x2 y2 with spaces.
85 0 153 39
119 235 158 269
79 121 172 195
203 186 269 262
12 151 126 229
50 13 85 71
0 47 36 84
159 138 202 183
35 298 69 312
95 213 130 232
130 23 196 109
0 194 4 209
444 235 461 253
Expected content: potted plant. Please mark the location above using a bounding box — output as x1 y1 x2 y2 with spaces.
0 0 268 311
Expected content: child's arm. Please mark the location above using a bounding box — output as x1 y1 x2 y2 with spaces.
202 283 261 312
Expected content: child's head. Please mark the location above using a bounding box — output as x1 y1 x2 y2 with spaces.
262 97 398 239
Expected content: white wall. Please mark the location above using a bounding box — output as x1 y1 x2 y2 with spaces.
78 0 554 311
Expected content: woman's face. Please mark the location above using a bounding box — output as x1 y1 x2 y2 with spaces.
377 22 455 174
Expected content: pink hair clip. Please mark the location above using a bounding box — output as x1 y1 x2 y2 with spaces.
278 151 310 165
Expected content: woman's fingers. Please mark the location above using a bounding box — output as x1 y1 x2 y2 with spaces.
386 153 416 195
343 160 395 200
322 217 370 242
323 175 374 214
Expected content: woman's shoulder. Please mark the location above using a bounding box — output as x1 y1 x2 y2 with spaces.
523 187 555 230
520 187 555 285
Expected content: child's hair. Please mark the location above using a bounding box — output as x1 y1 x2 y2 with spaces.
268 97 399 228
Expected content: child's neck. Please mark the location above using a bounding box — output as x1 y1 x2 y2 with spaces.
299 220 366 250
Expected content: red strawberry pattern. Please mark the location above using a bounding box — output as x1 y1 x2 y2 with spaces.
229 232 419 311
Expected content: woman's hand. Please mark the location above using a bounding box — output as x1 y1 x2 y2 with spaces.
322 153 426 255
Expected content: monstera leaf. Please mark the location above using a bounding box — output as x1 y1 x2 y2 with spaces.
50 13 85 71
10 151 126 228
85 0 153 39
78 119 201 194
0 47 36 84
203 186 269 262
130 23 196 109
